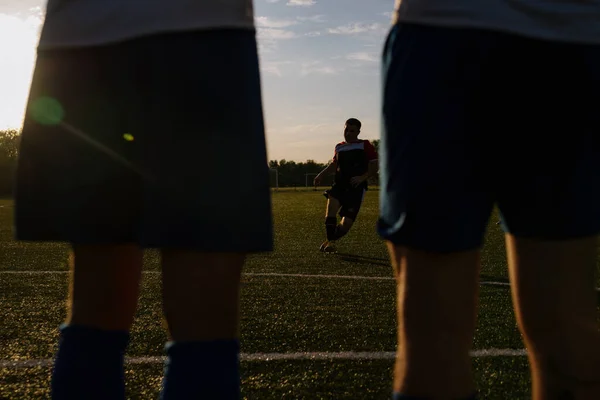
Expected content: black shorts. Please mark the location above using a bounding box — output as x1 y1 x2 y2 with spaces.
14 29 273 252
378 23 600 252
328 184 366 220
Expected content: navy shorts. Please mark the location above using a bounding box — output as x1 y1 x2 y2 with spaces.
328 184 366 220
378 23 600 253
14 29 273 252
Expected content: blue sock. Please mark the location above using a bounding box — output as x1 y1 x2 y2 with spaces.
393 395 423 400
51 324 130 400
392 393 478 400
160 339 240 400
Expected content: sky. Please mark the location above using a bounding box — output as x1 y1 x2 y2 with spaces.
0 0 394 163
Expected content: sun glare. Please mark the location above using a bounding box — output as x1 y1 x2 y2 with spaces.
0 12 42 130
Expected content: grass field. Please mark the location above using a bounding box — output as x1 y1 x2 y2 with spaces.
1 190 599 399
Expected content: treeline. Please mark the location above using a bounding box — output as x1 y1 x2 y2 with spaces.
268 138 379 188
268 159 329 188
0 130 19 196
0 130 379 195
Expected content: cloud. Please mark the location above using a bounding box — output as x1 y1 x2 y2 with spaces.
262 63 282 77
304 31 322 37
278 124 331 135
257 27 297 53
0 0 44 14
300 61 339 76
28 6 44 17
306 20 384 38
256 15 324 30
346 52 378 62
287 0 316 6
297 14 326 23
258 42 276 54
381 11 393 18
265 0 281 3
328 22 382 35
256 16 298 28
261 61 293 77
257 27 297 40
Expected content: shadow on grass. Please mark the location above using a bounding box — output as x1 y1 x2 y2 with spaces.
336 252 390 267
480 274 510 284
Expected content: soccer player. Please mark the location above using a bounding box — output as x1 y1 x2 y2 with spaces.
314 118 378 253
14 1 272 399
378 1 600 399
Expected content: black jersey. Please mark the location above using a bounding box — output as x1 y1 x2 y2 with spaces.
332 140 378 188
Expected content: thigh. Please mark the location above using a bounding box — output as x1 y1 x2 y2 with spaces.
378 23 498 253
339 188 365 220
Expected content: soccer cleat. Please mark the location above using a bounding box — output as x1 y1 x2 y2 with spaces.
324 245 337 253
319 240 337 253
319 241 328 252
323 190 330 199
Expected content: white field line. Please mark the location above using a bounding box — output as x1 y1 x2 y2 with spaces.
4 270 598 290
0 270 517 287
0 349 528 369
0 271 529 370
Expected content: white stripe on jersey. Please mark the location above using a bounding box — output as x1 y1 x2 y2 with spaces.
335 142 365 153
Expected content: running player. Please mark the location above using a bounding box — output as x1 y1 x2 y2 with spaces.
314 118 378 253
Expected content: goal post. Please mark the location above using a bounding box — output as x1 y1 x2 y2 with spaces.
305 173 318 191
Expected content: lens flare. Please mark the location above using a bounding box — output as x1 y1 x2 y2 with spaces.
30 96 64 126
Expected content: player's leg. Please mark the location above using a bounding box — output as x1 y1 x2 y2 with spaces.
326 195 341 215
321 189 342 252
386 245 481 398
332 212 355 242
130 29 272 399
498 38 600 400
378 23 496 398
160 252 245 399
507 237 599 399
67 245 143 331
334 188 366 240
14 45 144 400
336 216 354 237
54 245 143 398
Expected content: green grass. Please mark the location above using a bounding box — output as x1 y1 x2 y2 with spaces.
0 193 598 399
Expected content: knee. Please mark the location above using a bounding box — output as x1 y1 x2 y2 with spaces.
341 217 355 229
522 319 600 377
161 251 245 340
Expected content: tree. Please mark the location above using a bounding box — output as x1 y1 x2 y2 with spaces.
368 139 381 186
371 139 380 154
0 129 20 160
0 129 20 196
267 159 328 188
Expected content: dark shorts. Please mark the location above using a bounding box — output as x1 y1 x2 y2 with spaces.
14 29 273 252
328 184 366 220
378 23 600 253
